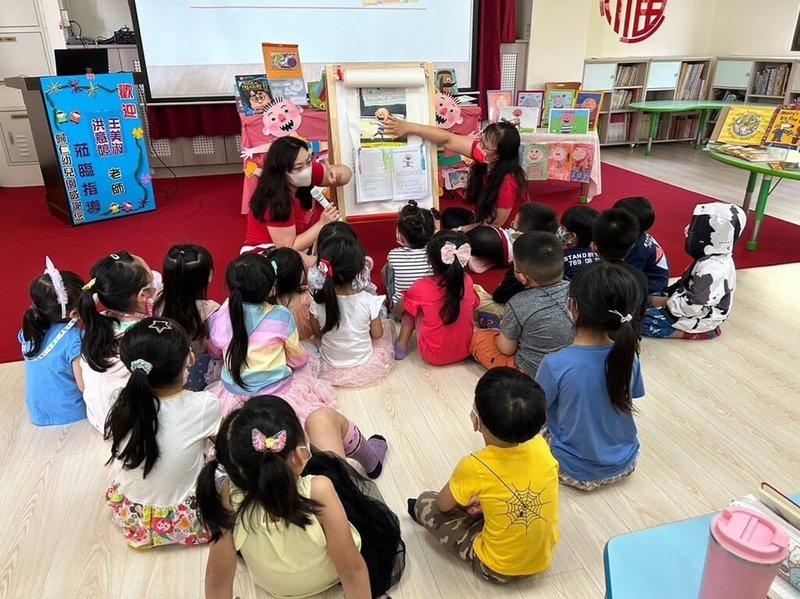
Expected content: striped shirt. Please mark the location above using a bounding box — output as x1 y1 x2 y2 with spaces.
387 246 433 306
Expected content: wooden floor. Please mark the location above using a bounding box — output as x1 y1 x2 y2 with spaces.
2 147 800 598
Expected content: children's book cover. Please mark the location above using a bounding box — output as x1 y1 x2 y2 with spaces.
499 106 539 133
570 143 593 182
716 106 777 146
359 87 407 146
268 78 307 106
764 108 800 149
307 81 325 110
576 91 604 131
520 143 548 180
547 144 572 181
234 75 272 116
486 90 513 123
542 90 576 127
262 42 303 80
435 69 458 95
548 109 590 134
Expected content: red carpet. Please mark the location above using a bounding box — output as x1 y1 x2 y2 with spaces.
2 163 798 364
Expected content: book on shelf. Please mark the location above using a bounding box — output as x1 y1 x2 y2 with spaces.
606 113 631 143
611 89 635 110
676 63 707 101
614 64 640 87
669 115 698 139
731 483 800 599
753 64 791 96
711 105 778 145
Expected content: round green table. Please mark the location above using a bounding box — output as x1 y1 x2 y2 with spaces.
707 150 800 250
629 100 733 156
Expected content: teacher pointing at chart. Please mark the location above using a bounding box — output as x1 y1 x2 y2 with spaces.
384 116 529 269
244 136 351 265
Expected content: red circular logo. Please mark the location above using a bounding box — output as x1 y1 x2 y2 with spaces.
600 0 667 43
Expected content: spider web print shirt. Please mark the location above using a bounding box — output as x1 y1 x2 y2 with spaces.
449 436 560 576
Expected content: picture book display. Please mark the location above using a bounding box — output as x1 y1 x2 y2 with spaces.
542 90 576 127
517 90 544 124
358 87 407 146
570 143 593 182
576 91 604 131
354 145 429 203
714 106 777 146
434 69 458 95
234 74 271 116
520 143 548 180
262 42 306 105
548 109 590 134
486 90 513 123
715 144 788 163
547 144 572 181
499 106 539 133
764 107 800 149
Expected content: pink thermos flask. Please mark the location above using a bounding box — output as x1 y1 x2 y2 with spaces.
698 506 788 599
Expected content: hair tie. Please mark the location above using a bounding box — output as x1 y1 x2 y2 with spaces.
317 259 334 278
179 250 185 255
29 303 40 315
407 200 418 209
440 241 471 267
82 278 97 292
110 253 120 260
608 309 633 324
251 428 287 453
44 256 69 319
130 359 153 374
271 260 279 275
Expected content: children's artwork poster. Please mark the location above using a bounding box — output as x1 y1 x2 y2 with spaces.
499 106 539 133
542 90 576 127
268 78 307 106
716 106 777 146
359 87 407 146
443 166 470 190
517 90 545 112
520 143 549 180
435 93 464 130
570 143 593 183
486 90 513 123
434 69 458 95
576 91 604 131
548 109 590 135
234 74 272 116
262 42 303 80
547 144 572 181
40 73 155 225
764 108 800 149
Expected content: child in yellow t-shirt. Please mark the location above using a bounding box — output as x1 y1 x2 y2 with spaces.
408 367 559 582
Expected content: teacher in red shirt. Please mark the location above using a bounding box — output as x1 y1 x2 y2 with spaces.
244 137 351 265
385 118 529 269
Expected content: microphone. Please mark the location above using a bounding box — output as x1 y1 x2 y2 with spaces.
310 186 331 209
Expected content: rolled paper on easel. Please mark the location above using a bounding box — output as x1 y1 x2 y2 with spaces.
342 67 426 89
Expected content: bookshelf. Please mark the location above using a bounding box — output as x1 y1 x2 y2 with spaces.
583 57 711 147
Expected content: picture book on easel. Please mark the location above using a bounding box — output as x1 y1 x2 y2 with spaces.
358 87 408 147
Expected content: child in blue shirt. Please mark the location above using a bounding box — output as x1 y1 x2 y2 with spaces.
535 261 645 491
614 196 669 296
19 258 86 426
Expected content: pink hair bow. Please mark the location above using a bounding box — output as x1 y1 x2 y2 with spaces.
440 241 471 267
251 428 287 453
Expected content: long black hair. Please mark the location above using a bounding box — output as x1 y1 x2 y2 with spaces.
466 122 529 223
266 247 305 299
79 252 151 372
426 230 468 326
311 236 365 334
397 200 439 248
249 137 313 222
569 262 643 414
22 268 84 357
104 317 190 478
196 395 320 540
154 244 213 341
225 254 277 389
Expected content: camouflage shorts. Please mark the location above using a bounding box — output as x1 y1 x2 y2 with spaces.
414 491 524 584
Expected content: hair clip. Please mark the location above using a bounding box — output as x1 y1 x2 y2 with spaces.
440 241 471 267
130 358 153 374
317 259 334 278
110 253 120 260
271 260 278 275
608 310 633 324
251 428 287 453
82 278 97 292
44 256 68 319
148 319 172 334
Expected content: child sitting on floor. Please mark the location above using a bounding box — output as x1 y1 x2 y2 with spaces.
384 200 437 313
409 367 559 583
267 246 315 340
614 196 669 296
644 203 746 340
310 236 395 386
394 230 479 365
474 202 559 322
309 222 378 295
536 262 645 491
559 205 600 280
470 232 573 376
20 258 85 426
104 317 222 548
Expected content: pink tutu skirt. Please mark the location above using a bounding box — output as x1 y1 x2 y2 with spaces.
206 345 336 423
319 320 396 387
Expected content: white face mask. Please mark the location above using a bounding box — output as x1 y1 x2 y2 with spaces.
286 165 313 187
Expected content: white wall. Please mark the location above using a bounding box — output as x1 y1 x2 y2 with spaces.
64 0 131 39
525 0 591 87
710 0 800 56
